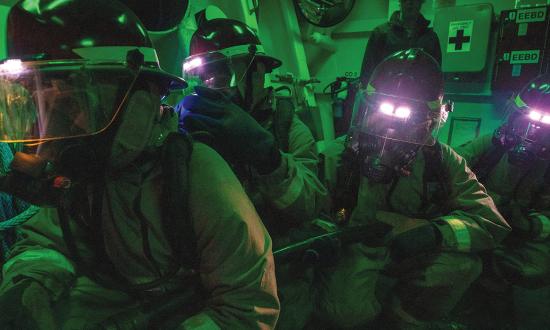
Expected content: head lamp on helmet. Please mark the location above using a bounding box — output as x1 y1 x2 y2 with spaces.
183 43 266 89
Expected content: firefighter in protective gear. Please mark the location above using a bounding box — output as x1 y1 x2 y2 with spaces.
455 73 550 328
178 16 327 230
458 74 550 287
0 1 279 329
177 15 327 328
317 48 510 328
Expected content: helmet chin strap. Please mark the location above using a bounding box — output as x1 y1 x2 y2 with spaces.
244 60 254 111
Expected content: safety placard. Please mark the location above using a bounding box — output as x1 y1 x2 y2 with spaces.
513 7 547 23
508 50 541 64
447 20 473 53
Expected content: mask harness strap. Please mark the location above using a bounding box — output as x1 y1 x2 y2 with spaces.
419 142 450 216
384 176 401 213
161 132 199 270
57 179 144 297
471 145 507 185
243 45 258 112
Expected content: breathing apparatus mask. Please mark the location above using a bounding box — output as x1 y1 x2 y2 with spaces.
348 88 450 184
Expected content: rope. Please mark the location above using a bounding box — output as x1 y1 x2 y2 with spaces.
0 204 39 231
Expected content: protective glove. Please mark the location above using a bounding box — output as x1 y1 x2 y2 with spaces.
500 202 542 240
0 277 57 329
180 86 281 174
493 245 550 288
277 220 341 267
376 210 442 261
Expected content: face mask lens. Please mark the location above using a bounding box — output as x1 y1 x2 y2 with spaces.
182 44 260 92
183 52 231 90
370 100 429 142
183 57 203 72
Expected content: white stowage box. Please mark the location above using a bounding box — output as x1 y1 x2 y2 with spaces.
433 3 494 73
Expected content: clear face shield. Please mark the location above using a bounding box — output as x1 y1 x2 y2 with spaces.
347 89 450 183
0 59 139 158
182 44 262 92
352 89 449 147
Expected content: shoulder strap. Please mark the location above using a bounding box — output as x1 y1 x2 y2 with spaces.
529 163 550 210
420 142 451 213
471 145 506 184
161 132 197 269
273 97 295 153
58 183 145 296
332 142 362 223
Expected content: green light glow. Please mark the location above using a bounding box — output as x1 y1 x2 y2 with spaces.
21 0 41 14
136 23 146 38
80 38 94 47
234 25 244 34
50 16 64 25
205 32 216 40
117 14 127 24
44 0 71 11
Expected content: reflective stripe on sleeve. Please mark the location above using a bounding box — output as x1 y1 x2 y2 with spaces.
3 249 75 275
442 217 471 252
271 174 303 209
181 312 221 330
531 213 550 239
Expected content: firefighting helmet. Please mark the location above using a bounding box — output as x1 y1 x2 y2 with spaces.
182 15 281 89
355 48 452 146
0 0 187 145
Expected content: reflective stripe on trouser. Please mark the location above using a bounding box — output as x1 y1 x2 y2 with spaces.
315 243 481 328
